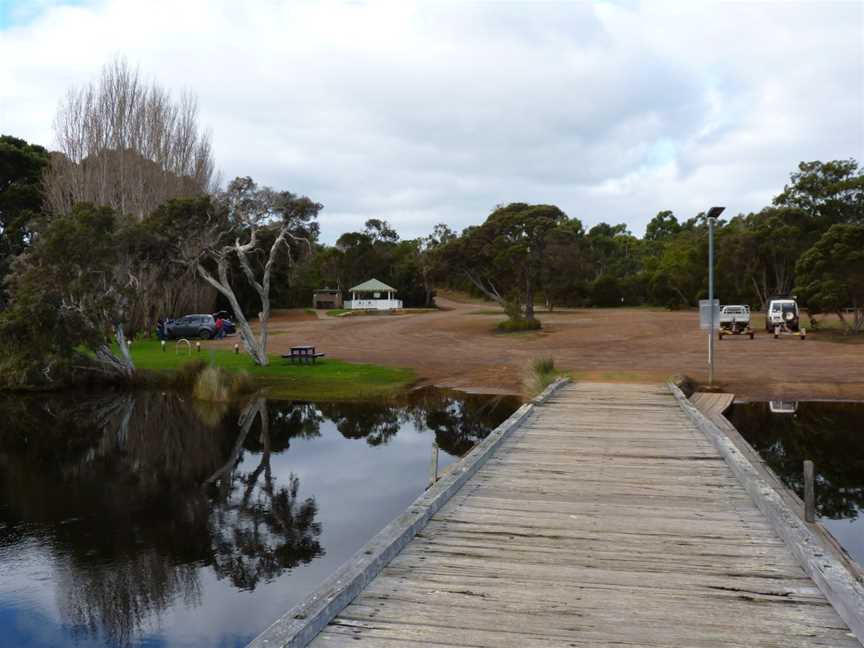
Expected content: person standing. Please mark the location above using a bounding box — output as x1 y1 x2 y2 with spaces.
214 316 225 339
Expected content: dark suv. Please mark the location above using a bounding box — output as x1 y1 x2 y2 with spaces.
164 314 217 340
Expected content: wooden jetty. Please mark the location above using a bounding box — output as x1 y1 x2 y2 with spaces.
690 391 735 419
255 382 863 647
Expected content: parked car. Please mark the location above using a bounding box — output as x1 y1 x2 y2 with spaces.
164 314 217 340
212 310 236 335
766 298 800 332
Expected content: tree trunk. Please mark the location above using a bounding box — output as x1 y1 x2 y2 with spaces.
524 274 535 320
463 270 505 307
836 309 852 334
114 323 135 375
422 273 433 308
198 259 269 366
751 276 767 310
204 396 265 488
95 343 134 379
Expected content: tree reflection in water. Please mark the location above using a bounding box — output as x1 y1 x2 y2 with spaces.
409 388 514 456
320 401 402 446
0 387 518 648
0 392 323 647
728 401 864 520
316 388 518 456
206 398 323 591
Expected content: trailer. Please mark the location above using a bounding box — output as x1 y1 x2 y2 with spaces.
718 305 754 340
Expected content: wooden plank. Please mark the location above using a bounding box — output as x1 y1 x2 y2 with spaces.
301 382 860 648
691 391 735 419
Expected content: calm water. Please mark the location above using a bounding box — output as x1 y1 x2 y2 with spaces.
728 401 864 566
0 388 519 648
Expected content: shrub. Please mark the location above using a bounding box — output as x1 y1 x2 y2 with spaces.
503 298 524 321
591 274 622 307
171 358 209 391
524 355 560 394
192 365 253 402
497 318 542 332
533 357 555 375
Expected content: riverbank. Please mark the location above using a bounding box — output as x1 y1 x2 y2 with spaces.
123 340 416 400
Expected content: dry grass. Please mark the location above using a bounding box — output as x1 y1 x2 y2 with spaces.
192 365 254 402
524 356 563 396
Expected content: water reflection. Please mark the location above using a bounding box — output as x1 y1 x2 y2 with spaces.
0 388 518 648
205 399 324 592
728 401 864 565
1 393 323 646
768 400 798 414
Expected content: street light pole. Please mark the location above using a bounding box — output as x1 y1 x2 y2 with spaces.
706 206 725 386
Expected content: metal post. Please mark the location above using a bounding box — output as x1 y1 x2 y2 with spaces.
708 216 715 385
804 460 816 523
427 442 439 489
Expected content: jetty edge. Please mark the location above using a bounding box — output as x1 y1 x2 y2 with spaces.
671 382 864 644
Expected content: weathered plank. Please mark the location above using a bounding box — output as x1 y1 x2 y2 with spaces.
691 391 735 418
306 382 860 647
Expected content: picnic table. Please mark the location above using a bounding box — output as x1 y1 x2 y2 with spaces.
282 344 326 364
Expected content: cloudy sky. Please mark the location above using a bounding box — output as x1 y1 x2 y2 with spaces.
1 0 862 242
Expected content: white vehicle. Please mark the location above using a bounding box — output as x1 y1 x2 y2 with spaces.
769 401 798 415
766 298 804 337
718 305 754 339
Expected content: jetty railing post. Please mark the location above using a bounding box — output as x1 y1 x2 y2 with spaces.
804 460 816 523
427 442 439 489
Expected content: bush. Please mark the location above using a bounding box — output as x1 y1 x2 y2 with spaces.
503 298 524 321
497 318 542 332
171 358 209 391
192 365 254 402
525 355 560 394
0 345 111 391
590 274 622 307
533 357 555 375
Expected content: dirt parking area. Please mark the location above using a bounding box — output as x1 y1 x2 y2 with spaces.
237 298 864 400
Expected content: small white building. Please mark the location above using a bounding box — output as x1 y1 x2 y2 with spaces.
346 278 402 310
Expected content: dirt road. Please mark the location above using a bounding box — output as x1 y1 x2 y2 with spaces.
242 298 864 400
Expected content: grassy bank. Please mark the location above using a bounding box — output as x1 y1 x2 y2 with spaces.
524 357 568 395
122 340 416 400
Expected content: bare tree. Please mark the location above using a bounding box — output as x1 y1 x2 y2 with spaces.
45 56 215 220
194 178 320 366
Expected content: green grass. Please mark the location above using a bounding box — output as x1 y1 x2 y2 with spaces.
326 308 352 317
122 340 416 400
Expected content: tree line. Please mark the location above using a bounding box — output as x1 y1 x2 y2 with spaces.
1 58 862 388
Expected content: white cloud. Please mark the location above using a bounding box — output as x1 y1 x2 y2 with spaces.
1 0 862 241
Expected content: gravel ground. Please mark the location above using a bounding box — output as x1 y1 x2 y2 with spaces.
219 298 864 401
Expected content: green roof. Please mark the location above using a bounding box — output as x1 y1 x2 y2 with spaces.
349 278 397 293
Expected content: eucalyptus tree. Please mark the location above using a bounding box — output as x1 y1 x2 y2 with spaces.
774 159 864 228
416 223 456 307
194 177 320 366
795 224 864 333
0 135 49 307
1 203 141 379
442 203 568 320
